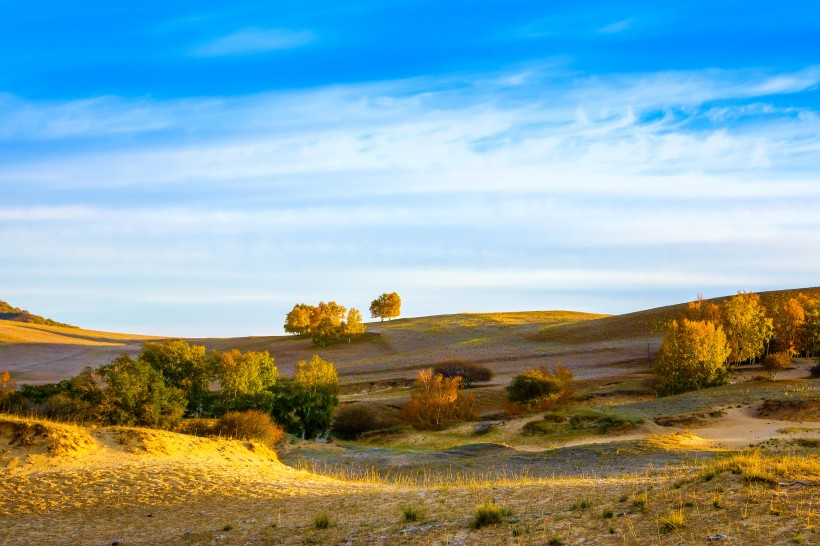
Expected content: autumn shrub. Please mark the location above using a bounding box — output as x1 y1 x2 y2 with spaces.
401 369 477 430
432 359 493 387
331 403 400 440
505 365 574 412
214 410 284 446
762 351 791 378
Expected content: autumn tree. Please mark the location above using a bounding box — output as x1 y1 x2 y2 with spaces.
283 300 366 346
654 319 731 394
137 339 214 415
291 355 340 439
215 349 278 410
370 292 402 321
400 369 476 430
721 291 773 365
685 294 721 323
343 308 366 341
284 303 315 335
798 295 820 357
771 298 806 356
0 371 16 411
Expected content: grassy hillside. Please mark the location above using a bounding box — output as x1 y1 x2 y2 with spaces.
0 300 74 328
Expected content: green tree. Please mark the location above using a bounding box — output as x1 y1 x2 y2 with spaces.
369 292 401 321
291 355 340 439
215 349 278 410
284 303 315 335
97 354 187 428
654 319 731 394
506 366 574 410
721 291 773 365
138 339 214 415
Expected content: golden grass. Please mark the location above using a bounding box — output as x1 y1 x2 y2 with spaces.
0 320 159 345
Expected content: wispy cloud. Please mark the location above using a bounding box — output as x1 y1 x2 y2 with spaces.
193 27 314 57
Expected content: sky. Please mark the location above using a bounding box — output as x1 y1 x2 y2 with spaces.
1 1 820 336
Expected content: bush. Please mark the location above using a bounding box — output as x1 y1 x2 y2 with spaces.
810 361 820 378
401 505 422 523
432 359 493 387
762 352 791 378
506 366 574 412
331 403 399 440
214 410 284 446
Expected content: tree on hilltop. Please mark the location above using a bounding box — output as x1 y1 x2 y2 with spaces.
370 292 401 321
284 303 315 335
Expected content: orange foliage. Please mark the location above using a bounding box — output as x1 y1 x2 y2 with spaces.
400 369 476 430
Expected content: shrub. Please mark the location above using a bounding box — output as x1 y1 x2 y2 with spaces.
432 359 493 387
401 369 477 430
762 352 791 378
469 502 513 529
506 366 574 412
214 410 284 446
331 403 399 440
809 361 820 378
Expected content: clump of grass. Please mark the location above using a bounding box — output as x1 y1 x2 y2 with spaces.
631 492 648 511
571 498 592 511
469 502 513 529
222 524 233 531
658 509 685 533
547 538 565 546
712 495 723 509
313 513 331 530
602 508 614 519
401 505 422 523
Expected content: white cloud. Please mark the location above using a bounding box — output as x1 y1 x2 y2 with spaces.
193 27 314 57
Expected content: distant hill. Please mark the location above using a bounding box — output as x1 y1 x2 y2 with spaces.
0 300 75 328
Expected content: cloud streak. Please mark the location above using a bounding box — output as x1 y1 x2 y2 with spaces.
193 27 314 57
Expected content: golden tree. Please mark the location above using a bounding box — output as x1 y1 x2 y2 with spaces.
685 294 721 323
721 291 773 365
216 349 278 408
370 292 402 321
292 355 340 439
401 369 475 430
284 303 314 335
772 298 806 356
655 319 731 394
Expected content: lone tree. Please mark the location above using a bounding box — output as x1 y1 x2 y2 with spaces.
291 355 340 439
654 319 731 394
370 292 401 321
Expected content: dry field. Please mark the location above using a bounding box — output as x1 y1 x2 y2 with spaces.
1 413 818 545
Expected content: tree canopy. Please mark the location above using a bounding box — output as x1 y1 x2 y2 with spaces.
721 291 773 365
654 319 731 394
283 300 366 345
369 292 401 321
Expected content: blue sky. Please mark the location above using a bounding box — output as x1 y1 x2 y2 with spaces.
2 1 820 336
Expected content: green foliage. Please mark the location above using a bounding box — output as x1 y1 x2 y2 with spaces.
215 349 278 410
138 339 213 415
401 505 422 523
97 354 187 428
655 319 731 394
291 355 340 439
506 365 574 411
369 292 401 321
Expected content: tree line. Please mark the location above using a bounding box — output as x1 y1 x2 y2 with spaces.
0 340 340 440
655 291 820 394
283 292 401 345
